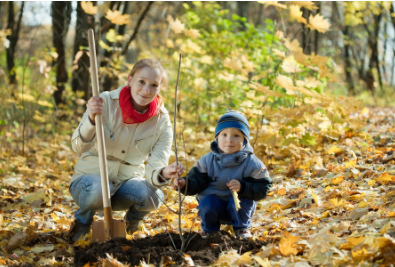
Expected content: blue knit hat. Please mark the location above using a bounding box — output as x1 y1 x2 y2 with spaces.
215 111 250 140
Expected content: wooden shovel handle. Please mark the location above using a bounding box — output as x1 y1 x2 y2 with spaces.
87 29 113 240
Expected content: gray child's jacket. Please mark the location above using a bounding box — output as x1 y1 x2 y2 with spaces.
180 141 272 201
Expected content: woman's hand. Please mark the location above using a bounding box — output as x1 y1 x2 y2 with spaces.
86 96 104 125
161 161 184 180
227 180 241 192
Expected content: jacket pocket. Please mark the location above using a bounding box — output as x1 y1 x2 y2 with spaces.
134 135 154 156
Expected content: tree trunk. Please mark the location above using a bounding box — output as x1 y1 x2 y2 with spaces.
100 1 120 92
302 7 311 54
314 2 321 55
236 1 248 30
71 1 95 100
343 26 355 95
52 1 72 105
6 1 24 89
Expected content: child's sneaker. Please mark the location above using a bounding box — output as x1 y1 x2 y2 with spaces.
236 229 252 239
201 231 211 239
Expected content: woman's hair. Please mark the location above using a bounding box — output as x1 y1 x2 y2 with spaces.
129 58 169 89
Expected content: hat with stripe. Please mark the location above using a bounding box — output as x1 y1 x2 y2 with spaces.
215 111 250 140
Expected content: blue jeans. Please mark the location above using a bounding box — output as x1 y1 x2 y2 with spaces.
197 195 256 233
69 175 164 225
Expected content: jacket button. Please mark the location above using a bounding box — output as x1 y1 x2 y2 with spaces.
122 150 125 153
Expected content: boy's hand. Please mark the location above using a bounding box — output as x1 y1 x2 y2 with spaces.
173 178 186 190
227 180 241 192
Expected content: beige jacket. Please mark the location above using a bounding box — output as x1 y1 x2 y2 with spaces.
70 86 173 190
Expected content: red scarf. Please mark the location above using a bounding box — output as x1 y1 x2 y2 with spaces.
119 86 160 124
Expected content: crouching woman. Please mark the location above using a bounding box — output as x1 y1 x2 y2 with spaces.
69 58 183 242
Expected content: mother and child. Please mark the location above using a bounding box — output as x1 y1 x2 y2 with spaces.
68 58 272 242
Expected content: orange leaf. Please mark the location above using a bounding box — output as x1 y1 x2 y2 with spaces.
276 188 286 195
279 232 298 256
121 246 131 251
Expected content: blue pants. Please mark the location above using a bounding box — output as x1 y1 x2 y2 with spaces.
69 175 164 225
197 195 256 233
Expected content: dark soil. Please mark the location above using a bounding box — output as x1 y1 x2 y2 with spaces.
74 231 267 266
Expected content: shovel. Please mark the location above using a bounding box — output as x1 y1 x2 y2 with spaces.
87 29 126 243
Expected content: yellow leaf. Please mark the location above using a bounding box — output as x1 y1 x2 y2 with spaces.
275 74 294 91
294 51 310 66
253 256 270 267
232 190 241 211
368 179 376 186
81 1 97 15
307 14 331 33
279 232 298 256
281 59 303 73
283 38 303 53
331 176 344 185
259 1 287 9
237 252 253 265
273 48 285 58
291 1 318 10
321 211 329 218
184 28 200 39
375 172 395 185
290 5 307 24
296 77 321 88
105 10 130 25
349 193 365 202
201 55 213 64
327 146 342 154
339 236 364 249
310 53 329 67
380 222 391 235
345 160 356 168
167 15 185 34
329 198 344 207
217 250 240 265
224 57 243 71
309 188 321 206
51 213 59 221
358 201 368 208
250 83 287 98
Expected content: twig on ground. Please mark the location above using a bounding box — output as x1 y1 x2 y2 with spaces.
185 232 199 251
149 196 177 250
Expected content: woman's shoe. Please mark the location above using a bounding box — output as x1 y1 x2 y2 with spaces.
69 220 91 242
236 229 252 239
126 220 142 235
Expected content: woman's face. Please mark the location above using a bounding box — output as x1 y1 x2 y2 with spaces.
128 67 162 111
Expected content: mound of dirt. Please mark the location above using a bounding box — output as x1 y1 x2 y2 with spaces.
74 231 267 266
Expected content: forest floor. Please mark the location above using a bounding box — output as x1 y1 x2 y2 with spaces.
1 106 395 266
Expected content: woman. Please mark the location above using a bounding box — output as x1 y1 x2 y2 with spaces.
69 58 183 242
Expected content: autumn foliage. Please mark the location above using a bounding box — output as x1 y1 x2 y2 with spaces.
1 1 395 266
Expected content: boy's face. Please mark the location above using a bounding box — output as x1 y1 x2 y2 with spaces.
217 128 245 154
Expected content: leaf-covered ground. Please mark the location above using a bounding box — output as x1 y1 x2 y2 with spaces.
1 107 395 266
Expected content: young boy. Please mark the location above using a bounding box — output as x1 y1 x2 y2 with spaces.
173 111 272 238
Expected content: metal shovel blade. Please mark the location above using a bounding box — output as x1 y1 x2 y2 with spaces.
91 219 126 243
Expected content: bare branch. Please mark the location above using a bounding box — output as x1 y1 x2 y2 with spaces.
121 1 154 56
